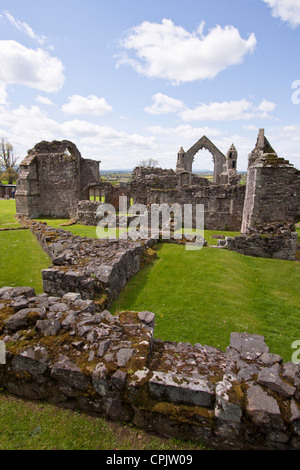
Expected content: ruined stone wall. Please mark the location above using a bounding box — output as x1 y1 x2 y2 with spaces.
17 217 156 308
241 131 300 234
15 141 100 219
1 286 300 450
220 222 298 261
222 130 300 260
242 165 300 235
81 168 246 232
148 185 245 231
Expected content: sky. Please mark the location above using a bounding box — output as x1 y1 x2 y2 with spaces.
0 0 300 172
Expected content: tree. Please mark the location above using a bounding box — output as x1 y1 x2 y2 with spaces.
139 158 158 168
0 138 19 184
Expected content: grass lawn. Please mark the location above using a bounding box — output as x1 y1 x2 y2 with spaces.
0 392 204 450
0 200 21 228
0 227 51 294
111 243 300 363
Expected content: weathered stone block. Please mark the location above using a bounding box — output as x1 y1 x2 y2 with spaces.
257 364 296 398
149 371 214 408
246 384 284 429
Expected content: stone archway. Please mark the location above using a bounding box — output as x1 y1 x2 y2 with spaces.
176 136 226 184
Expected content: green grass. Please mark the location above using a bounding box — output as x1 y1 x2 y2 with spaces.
0 200 21 228
111 243 300 362
0 229 51 293
0 392 204 450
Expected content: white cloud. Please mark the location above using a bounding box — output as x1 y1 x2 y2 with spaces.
35 95 55 106
180 99 276 121
0 40 65 93
116 19 257 84
147 124 222 140
262 0 300 27
144 93 185 114
257 99 276 112
61 94 113 116
0 82 8 105
0 104 156 162
3 10 47 45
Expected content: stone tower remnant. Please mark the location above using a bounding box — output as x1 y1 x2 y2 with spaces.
241 129 300 234
15 140 100 219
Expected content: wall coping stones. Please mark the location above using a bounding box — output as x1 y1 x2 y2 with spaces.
1 286 300 450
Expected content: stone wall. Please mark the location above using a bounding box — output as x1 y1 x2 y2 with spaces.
220 224 298 261
148 185 245 231
1 286 300 450
79 175 246 232
15 140 100 219
17 217 156 309
241 130 300 234
222 130 300 260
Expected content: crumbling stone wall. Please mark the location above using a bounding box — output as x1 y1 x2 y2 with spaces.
80 168 246 232
176 136 227 184
1 286 300 450
241 129 300 234
148 185 245 231
221 130 300 260
17 217 156 309
15 140 100 219
220 222 298 261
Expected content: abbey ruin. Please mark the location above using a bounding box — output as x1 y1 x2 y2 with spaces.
1 129 299 450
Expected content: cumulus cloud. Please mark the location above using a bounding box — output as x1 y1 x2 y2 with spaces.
257 99 276 112
35 95 55 106
61 94 113 116
116 19 257 84
0 104 156 160
144 93 185 114
262 0 300 27
180 99 276 121
0 40 65 93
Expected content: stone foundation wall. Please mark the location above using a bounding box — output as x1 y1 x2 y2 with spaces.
1 286 300 450
220 223 298 261
17 217 156 308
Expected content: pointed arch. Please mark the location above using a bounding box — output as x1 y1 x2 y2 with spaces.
176 136 226 183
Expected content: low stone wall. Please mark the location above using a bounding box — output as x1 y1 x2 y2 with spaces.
0 286 300 450
220 224 298 261
17 217 156 308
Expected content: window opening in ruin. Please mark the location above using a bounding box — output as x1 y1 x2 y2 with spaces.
191 149 214 177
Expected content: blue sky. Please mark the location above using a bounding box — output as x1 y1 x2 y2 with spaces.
0 0 300 171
